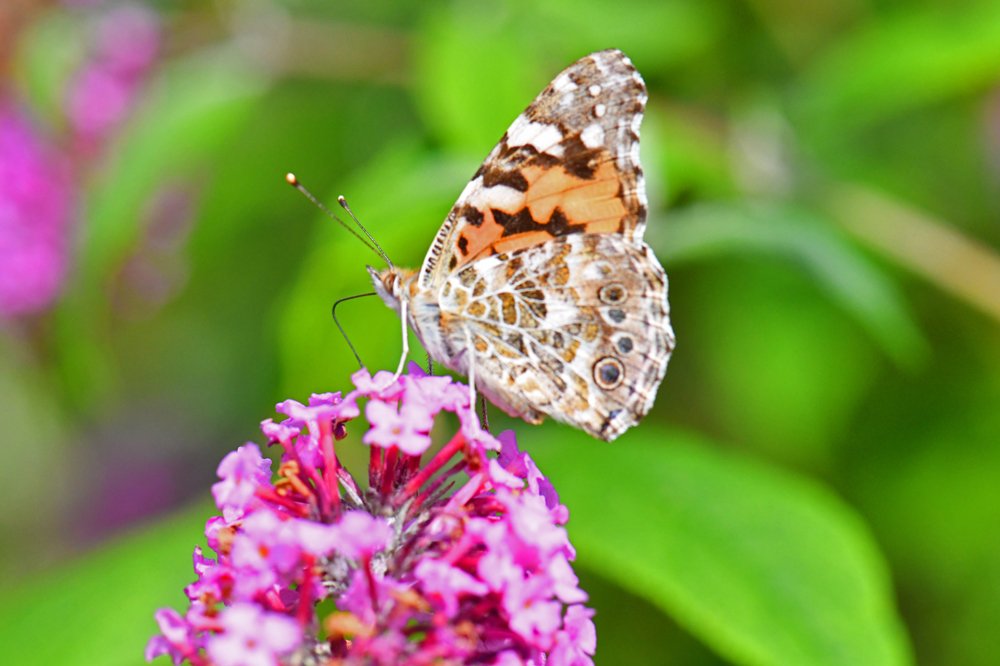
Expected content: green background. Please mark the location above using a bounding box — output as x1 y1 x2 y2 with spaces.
3 1 1000 665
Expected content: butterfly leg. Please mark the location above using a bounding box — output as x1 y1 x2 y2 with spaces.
391 299 409 381
479 393 489 432
463 328 477 416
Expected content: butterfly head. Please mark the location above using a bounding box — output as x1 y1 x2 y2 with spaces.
368 265 415 315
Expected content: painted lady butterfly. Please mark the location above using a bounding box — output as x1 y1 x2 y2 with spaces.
370 49 675 441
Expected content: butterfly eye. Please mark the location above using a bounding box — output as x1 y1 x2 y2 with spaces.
594 357 625 390
381 273 398 295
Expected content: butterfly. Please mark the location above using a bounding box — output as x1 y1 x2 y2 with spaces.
369 49 675 442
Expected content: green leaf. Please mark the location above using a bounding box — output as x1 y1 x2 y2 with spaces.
50 49 266 413
678 257 880 467
0 502 214 666
81 50 267 284
532 0 720 75
579 568 728 665
648 202 929 369
853 394 1000 587
0 338 67 544
529 424 913 666
12 9 88 124
653 106 736 205
413 0 720 154
795 1 1000 140
414 2 547 152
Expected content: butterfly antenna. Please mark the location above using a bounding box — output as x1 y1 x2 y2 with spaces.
285 173 381 258
338 195 393 268
332 292 377 368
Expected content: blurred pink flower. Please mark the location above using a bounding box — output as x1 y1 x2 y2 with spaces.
148 364 596 666
0 104 75 318
93 4 161 76
64 4 160 144
329 510 393 560
65 64 136 140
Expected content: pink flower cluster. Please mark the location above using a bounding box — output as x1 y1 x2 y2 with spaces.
0 4 163 320
147 365 596 666
0 104 75 318
65 4 160 146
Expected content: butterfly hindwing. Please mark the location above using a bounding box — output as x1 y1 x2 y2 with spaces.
438 233 673 440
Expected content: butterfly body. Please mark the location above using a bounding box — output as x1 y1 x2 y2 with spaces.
370 49 675 441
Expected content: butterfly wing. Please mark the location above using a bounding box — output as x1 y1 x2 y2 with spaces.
439 234 673 441
408 48 673 441
418 48 649 289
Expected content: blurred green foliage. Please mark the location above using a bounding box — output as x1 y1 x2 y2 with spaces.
3 0 1000 665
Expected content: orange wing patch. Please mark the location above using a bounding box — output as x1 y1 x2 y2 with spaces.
453 159 628 270
522 162 625 228
458 208 506 263
491 230 554 256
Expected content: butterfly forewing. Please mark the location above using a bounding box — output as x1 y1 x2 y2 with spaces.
419 49 649 289
374 49 674 442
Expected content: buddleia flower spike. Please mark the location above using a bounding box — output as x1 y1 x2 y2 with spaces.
147 363 596 666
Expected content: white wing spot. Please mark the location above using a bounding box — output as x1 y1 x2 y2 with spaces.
591 53 611 75
614 120 629 170
588 84 601 97
475 183 526 212
635 171 648 209
629 141 641 168
580 123 605 149
553 72 578 93
506 116 564 153
506 114 529 141
593 103 606 118
631 112 643 137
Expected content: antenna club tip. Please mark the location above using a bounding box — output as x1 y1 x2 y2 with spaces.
286 173 298 185
337 195 347 204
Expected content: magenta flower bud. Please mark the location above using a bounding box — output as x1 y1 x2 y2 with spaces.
414 559 490 617
329 511 393 560
206 603 300 666
148 363 596 665
211 444 273 523
146 608 199 665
